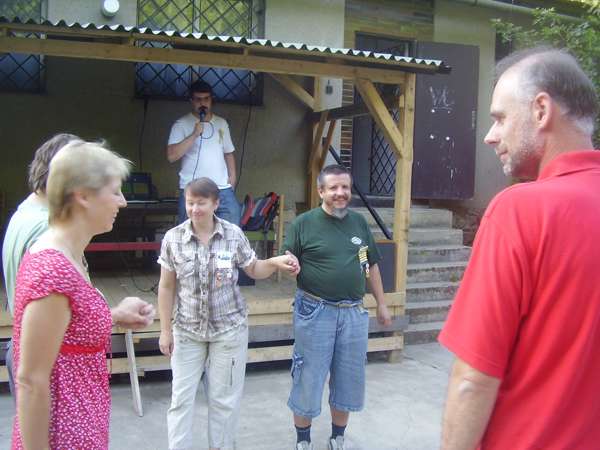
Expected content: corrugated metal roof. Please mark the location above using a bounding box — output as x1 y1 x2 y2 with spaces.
0 17 450 73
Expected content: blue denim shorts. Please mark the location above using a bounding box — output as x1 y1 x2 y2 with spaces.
287 289 369 418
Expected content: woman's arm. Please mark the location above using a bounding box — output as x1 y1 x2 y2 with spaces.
17 294 71 450
158 267 177 356
243 251 300 280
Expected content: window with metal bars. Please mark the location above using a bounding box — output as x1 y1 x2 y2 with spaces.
0 0 45 93
136 0 263 104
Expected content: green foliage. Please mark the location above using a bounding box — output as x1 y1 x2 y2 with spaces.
493 7 600 145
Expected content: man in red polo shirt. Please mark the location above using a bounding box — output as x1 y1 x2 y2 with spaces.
439 47 600 450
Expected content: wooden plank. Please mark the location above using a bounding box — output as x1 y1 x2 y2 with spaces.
125 330 143 416
249 316 407 343
393 74 416 294
0 22 436 75
389 75 416 362
0 36 415 84
104 335 403 376
86 241 161 252
309 94 403 122
319 120 337 171
355 78 405 159
276 194 285 282
308 111 328 175
269 74 315 110
0 309 12 327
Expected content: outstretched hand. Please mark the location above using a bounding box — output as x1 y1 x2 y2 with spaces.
112 297 156 330
271 251 301 276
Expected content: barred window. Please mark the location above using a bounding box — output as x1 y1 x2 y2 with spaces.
136 0 264 104
0 0 45 93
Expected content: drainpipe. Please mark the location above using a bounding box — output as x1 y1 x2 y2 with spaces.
448 0 582 23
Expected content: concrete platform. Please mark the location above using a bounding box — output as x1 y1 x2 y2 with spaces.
0 343 453 450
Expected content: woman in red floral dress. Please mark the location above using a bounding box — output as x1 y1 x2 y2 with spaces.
11 141 155 450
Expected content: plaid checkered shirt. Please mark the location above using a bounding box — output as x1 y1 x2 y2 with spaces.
158 217 256 338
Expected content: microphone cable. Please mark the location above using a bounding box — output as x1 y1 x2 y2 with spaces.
190 113 214 182
235 101 253 192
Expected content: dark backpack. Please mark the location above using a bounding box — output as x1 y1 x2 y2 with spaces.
242 192 279 233
240 194 255 229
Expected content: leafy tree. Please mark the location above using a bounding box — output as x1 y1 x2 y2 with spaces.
493 6 600 145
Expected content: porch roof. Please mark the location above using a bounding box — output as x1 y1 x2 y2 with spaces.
0 16 450 84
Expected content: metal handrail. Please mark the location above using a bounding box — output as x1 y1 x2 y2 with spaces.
328 146 393 240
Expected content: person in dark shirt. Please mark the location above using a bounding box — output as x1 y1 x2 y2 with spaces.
283 164 392 450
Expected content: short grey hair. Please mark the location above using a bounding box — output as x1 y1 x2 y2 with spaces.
317 164 352 189
495 46 598 135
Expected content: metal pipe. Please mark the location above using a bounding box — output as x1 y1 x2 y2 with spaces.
448 0 582 23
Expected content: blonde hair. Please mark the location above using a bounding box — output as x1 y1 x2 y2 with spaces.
47 140 131 223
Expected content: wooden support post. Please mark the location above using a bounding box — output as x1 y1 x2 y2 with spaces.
308 111 328 174
389 75 416 362
269 73 315 110
319 119 337 170
308 94 403 122
307 78 326 209
354 78 405 158
276 194 285 282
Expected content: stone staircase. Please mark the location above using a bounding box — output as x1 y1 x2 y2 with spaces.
352 206 471 344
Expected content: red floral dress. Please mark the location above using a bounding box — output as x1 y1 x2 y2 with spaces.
11 249 112 450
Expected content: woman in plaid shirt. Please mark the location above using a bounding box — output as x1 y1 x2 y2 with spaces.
157 177 299 450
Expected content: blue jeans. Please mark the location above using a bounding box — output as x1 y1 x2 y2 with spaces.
288 289 369 418
178 187 241 225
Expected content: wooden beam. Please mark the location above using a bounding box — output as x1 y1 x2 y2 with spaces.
0 22 442 77
276 194 285 282
269 73 315 110
318 120 337 170
0 35 412 84
307 78 326 209
393 75 416 295
310 94 404 122
308 111 328 173
355 78 405 159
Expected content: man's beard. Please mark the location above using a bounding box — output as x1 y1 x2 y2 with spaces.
504 129 542 180
502 119 542 180
330 206 348 219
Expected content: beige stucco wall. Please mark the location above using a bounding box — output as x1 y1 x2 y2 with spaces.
266 0 345 167
433 0 531 210
0 0 347 219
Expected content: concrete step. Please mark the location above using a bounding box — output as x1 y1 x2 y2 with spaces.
406 300 453 324
407 261 467 284
371 227 464 244
351 207 394 228
404 321 445 345
351 207 453 229
409 208 453 229
408 227 463 245
406 281 460 303
408 245 471 264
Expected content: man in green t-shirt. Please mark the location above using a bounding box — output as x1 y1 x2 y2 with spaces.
283 164 391 450
2 133 81 398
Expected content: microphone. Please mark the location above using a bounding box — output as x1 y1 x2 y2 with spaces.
198 107 207 121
